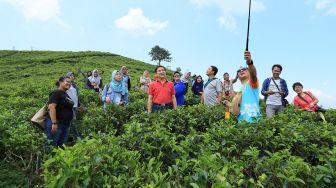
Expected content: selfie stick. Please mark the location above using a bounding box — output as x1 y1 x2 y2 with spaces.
246 0 252 51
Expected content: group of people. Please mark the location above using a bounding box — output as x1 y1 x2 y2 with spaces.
146 51 326 122
44 50 326 148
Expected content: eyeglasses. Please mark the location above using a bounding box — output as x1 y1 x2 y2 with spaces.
174 75 180 77
237 68 248 73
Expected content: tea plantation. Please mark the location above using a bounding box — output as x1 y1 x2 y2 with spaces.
0 50 335 187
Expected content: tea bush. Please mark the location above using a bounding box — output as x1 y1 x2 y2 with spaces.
0 50 335 187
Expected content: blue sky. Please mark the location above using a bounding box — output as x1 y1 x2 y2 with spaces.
1 0 336 108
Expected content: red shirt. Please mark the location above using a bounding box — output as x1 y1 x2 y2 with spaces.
148 80 175 104
293 91 317 111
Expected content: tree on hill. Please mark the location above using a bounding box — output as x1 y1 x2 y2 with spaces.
148 45 172 66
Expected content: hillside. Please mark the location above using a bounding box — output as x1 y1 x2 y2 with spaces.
0 50 335 187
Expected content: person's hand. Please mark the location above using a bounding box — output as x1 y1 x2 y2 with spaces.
309 103 315 108
222 100 230 106
267 90 275 95
78 106 85 113
244 51 252 63
105 97 111 103
51 124 58 134
306 108 313 112
278 91 285 96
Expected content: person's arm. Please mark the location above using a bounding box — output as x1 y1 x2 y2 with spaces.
282 80 289 97
148 84 154 113
48 103 58 134
217 92 222 105
101 85 108 102
261 79 270 96
231 73 238 84
308 91 319 108
148 95 153 113
244 51 257 85
172 95 177 110
216 80 223 104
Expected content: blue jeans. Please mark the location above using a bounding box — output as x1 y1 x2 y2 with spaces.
45 118 70 148
152 103 173 112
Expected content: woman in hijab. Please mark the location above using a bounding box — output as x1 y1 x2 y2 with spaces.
192 75 204 101
172 71 186 106
88 69 102 92
101 70 127 109
139 70 151 93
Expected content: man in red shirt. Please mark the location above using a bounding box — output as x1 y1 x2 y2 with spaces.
148 66 177 113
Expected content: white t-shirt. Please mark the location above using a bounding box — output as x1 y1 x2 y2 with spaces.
266 79 282 105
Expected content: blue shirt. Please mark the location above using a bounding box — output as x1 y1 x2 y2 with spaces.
173 81 185 106
261 77 288 105
238 81 261 123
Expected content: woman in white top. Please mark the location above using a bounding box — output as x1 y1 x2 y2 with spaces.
139 70 151 93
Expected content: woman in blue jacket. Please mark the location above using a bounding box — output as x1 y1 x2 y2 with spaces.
172 71 186 106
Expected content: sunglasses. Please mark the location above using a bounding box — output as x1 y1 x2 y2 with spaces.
237 68 248 73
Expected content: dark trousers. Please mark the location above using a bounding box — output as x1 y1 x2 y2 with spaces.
45 118 70 148
152 103 173 112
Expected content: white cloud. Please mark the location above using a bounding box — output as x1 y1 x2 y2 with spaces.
2 0 60 21
310 0 336 15
189 0 267 30
217 15 236 31
328 7 336 14
316 0 332 9
115 8 168 36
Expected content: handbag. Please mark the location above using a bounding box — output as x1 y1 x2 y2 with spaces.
229 84 246 116
298 92 326 113
31 105 48 129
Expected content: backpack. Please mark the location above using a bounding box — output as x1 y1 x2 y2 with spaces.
229 84 246 116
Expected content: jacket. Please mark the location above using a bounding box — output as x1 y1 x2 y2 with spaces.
261 77 289 105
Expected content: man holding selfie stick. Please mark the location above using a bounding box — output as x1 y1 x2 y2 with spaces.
235 52 261 123
236 0 260 122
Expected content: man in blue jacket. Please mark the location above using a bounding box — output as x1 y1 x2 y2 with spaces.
261 64 289 118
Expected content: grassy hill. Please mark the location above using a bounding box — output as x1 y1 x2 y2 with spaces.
0 50 335 187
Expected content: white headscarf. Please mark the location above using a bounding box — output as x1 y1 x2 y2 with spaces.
88 69 101 85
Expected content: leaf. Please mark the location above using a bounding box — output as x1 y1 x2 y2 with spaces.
190 183 200 188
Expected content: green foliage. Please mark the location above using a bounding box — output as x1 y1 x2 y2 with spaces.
1 50 336 187
0 162 29 188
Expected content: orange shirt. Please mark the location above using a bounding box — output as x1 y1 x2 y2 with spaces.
293 91 316 111
148 80 175 104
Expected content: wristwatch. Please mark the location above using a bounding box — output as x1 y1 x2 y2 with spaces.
247 60 253 65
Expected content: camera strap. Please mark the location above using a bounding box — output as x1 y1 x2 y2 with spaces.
298 92 314 104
